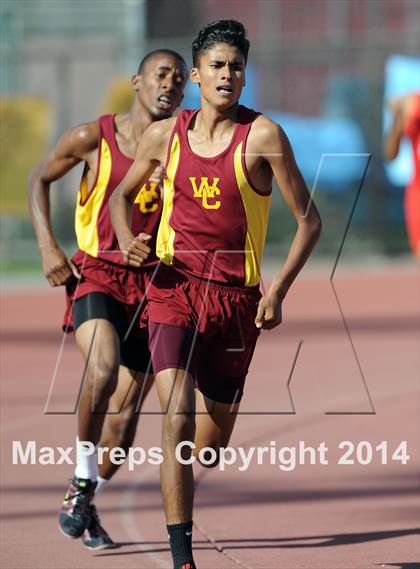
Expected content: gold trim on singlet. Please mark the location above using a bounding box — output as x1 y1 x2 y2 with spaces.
156 133 181 265
75 138 112 257
234 142 271 287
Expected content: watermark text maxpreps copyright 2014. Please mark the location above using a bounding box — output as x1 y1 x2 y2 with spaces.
11 440 410 472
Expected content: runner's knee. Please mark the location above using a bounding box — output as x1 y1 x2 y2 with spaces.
103 410 138 451
163 411 196 442
193 441 221 468
84 359 119 406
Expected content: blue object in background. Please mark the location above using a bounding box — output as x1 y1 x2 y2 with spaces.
324 75 369 119
266 112 368 191
181 65 369 192
181 80 200 110
383 55 420 187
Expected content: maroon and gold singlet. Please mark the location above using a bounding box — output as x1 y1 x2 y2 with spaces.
75 114 162 266
157 106 272 286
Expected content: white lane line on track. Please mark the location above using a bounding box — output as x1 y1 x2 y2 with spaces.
193 519 252 569
120 466 171 569
119 461 249 569
190 385 419 569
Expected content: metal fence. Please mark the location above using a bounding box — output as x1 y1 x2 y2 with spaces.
1 0 419 265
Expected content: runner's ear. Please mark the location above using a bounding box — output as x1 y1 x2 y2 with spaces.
190 67 200 85
131 74 141 91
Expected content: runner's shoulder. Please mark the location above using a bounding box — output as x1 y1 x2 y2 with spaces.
70 121 100 149
144 116 177 139
249 113 288 151
58 120 99 158
141 116 177 154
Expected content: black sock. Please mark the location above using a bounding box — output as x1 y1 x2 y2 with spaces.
167 521 196 569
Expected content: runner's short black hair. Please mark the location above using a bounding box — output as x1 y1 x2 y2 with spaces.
137 49 187 74
192 20 250 66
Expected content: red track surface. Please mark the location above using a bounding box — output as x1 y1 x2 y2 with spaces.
1 265 419 569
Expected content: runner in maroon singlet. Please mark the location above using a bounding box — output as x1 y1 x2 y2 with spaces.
110 21 321 569
28 50 187 550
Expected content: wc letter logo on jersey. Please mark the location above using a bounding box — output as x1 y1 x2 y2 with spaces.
189 177 221 209
135 182 160 214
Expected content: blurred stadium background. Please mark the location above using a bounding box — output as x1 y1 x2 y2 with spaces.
1 0 419 277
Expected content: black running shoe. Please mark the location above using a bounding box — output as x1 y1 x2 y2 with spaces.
58 477 96 538
82 504 117 550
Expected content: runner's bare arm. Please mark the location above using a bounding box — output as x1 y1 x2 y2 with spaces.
254 118 322 330
28 122 99 287
109 118 174 267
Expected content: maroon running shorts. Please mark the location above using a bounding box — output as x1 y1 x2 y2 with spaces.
147 264 261 404
63 249 154 334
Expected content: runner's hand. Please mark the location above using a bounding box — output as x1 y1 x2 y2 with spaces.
148 164 166 186
42 247 80 287
122 233 152 267
149 164 166 198
255 290 283 330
